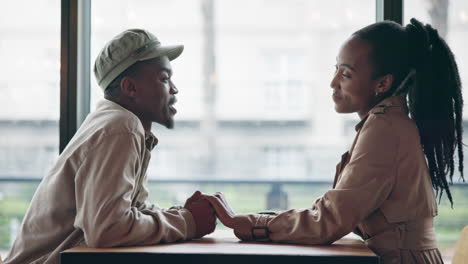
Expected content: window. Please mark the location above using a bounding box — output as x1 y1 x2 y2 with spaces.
0 0 60 255
4 1 465 263
89 0 375 213
262 53 307 114
262 146 307 180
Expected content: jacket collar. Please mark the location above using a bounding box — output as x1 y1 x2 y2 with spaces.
97 99 159 150
145 132 158 151
355 96 408 131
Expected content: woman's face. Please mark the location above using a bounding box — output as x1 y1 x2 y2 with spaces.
330 36 381 119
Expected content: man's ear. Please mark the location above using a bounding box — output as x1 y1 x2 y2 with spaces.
120 76 137 98
375 74 393 94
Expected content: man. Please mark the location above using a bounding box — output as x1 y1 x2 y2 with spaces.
4 29 216 264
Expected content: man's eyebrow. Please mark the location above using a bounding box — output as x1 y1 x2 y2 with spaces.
339 63 356 71
160 67 173 75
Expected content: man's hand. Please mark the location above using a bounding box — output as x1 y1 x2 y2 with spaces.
201 192 276 241
184 191 217 238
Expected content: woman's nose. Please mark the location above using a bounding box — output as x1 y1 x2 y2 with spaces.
330 72 339 90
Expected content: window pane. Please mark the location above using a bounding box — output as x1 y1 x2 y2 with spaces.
0 0 60 255
90 0 375 207
405 1 468 262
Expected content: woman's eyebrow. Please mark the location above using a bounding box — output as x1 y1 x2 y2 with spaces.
339 63 356 71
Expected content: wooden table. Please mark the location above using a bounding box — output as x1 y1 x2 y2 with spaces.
61 230 379 264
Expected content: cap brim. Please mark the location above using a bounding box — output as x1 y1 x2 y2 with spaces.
138 44 184 62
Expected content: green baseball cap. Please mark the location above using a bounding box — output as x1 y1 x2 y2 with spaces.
94 28 184 90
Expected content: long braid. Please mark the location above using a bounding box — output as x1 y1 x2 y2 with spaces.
406 18 464 206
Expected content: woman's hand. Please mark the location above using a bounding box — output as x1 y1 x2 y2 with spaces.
200 192 237 227
201 192 276 241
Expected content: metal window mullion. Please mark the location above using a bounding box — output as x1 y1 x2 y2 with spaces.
60 0 90 153
376 0 403 24
77 0 91 128
60 0 78 153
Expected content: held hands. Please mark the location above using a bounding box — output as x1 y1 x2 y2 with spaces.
184 191 216 238
200 192 276 241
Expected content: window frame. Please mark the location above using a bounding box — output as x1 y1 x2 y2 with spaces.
59 0 91 153
376 0 403 24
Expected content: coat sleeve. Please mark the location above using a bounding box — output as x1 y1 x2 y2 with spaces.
266 114 399 244
74 132 196 248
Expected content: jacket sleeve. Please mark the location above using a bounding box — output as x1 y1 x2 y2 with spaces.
266 114 399 244
135 179 162 212
73 132 196 248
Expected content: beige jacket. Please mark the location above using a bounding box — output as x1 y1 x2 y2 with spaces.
4 100 196 264
242 96 443 263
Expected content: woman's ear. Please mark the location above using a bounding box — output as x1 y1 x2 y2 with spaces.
120 76 137 98
375 74 393 94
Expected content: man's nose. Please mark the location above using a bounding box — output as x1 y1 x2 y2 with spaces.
170 82 178 94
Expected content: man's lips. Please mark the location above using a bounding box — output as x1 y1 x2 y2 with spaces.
169 97 177 115
169 105 177 114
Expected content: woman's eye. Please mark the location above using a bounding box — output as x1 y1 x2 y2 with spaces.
342 73 351 78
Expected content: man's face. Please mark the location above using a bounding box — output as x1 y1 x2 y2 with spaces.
330 37 379 118
132 56 179 129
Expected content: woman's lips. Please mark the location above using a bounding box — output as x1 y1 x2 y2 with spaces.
332 93 341 102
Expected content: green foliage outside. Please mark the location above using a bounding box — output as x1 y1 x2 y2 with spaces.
0 182 467 257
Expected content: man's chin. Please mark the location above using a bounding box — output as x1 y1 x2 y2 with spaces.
164 118 174 129
153 117 174 129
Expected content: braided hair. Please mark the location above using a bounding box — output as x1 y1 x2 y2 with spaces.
352 18 464 206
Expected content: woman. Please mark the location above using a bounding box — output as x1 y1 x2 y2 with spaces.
203 18 464 264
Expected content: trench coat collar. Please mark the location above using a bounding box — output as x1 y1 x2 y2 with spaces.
355 96 409 131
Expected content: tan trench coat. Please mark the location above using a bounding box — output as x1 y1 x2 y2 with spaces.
246 96 443 263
